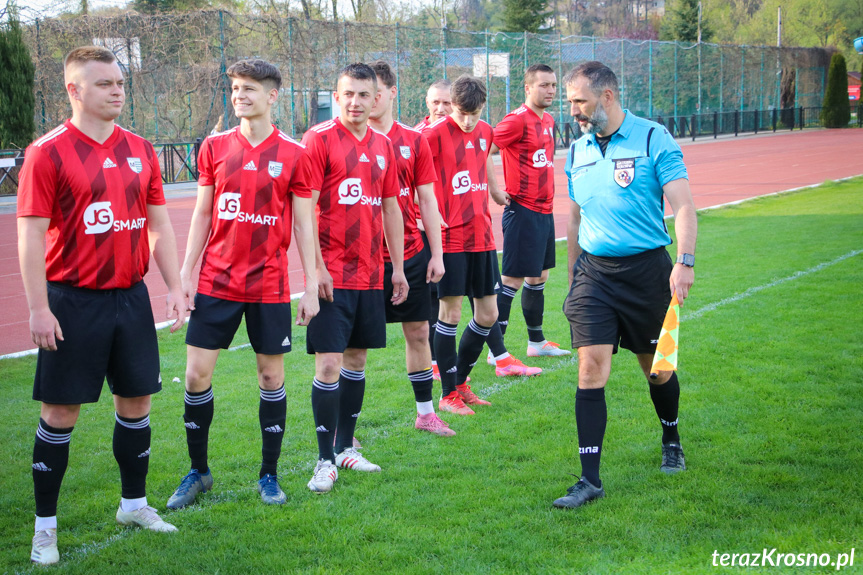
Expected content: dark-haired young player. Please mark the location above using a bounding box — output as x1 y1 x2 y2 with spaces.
424 75 539 417
368 61 453 437
18 46 186 565
166 59 318 509
302 63 407 492
489 64 571 360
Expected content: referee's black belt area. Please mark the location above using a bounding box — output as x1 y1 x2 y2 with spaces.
582 246 669 267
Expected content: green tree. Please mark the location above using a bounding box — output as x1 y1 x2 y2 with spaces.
501 0 548 33
0 11 35 149
821 52 850 127
661 0 712 42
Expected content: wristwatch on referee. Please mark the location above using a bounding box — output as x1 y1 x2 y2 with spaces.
676 253 695 267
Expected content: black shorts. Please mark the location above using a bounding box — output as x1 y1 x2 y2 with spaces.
186 294 293 355
385 250 432 323
501 200 556 278
437 250 500 299
33 281 161 405
306 289 386 353
563 247 673 354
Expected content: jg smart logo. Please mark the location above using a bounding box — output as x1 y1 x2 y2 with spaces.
83 201 114 234
452 170 472 195
338 178 363 205
218 193 242 220
83 201 146 234
532 149 552 168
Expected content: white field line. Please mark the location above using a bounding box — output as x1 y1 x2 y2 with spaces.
682 249 862 321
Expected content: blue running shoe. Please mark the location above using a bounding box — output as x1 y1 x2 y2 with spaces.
166 469 213 510
257 474 287 505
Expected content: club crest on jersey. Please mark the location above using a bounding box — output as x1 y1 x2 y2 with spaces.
268 161 283 178
376 155 386 170
127 157 142 173
400 146 411 159
479 138 487 151
613 158 635 188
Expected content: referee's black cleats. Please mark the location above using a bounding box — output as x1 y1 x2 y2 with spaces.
552 477 605 509
660 442 686 474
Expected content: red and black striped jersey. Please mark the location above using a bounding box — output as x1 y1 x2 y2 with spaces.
196 126 311 303
302 118 399 290
423 116 495 253
493 104 556 214
383 121 436 263
17 121 165 290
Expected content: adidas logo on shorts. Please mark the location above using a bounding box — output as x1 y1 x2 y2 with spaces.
316 425 329 433
351 412 360 418
265 425 284 433
138 448 151 458
32 462 52 472
184 422 201 430
282 336 291 347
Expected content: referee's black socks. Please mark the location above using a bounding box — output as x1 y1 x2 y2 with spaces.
649 373 681 444
575 387 606 488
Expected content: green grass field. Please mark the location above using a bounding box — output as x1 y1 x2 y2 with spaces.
1 180 862 574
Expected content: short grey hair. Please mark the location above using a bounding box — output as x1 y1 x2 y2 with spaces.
562 61 619 99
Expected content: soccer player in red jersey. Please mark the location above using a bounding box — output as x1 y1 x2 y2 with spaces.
367 61 453 437
18 46 186 565
422 75 535 417
489 64 571 360
165 60 319 509
302 63 407 493
414 79 452 132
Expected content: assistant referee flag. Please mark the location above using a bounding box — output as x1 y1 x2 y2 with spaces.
650 293 680 378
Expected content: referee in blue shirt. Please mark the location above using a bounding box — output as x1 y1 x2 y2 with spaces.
554 61 698 509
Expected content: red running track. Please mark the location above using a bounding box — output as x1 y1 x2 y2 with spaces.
2 128 862 356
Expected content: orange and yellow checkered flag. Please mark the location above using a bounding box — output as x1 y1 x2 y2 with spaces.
650 293 680 379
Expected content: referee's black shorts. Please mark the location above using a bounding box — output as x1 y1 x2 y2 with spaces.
563 247 673 354
33 281 161 404
501 200 556 278
384 250 432 323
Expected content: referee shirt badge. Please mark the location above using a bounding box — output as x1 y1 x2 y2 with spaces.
268 161 283 177
376 155 386 170
479 138 487 151
127 157 143 173
613 158 635 188
400 146 411 159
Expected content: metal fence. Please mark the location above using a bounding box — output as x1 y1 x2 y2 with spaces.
19 12 832 146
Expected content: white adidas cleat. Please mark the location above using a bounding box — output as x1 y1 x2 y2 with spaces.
308 459 338 493
335 447 381 472
116 505 178 533
31 528 59 565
